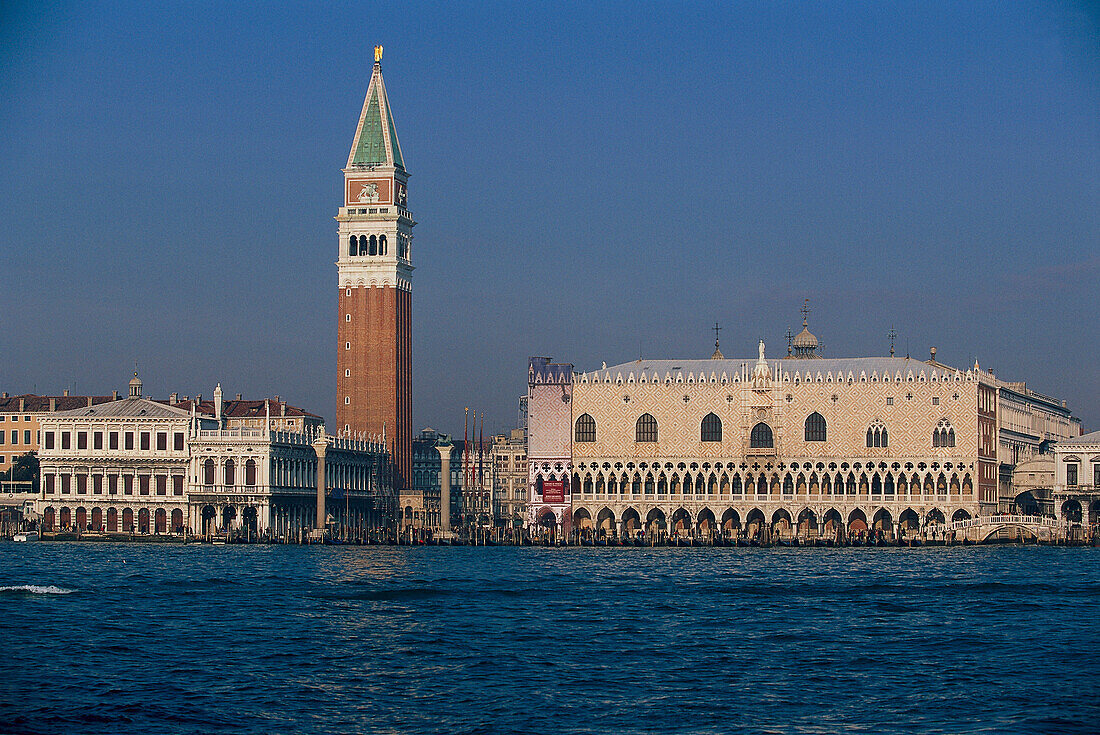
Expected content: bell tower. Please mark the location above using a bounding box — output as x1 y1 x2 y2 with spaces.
336 46 414 492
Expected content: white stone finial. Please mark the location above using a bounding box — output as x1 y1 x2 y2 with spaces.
758 340 766 362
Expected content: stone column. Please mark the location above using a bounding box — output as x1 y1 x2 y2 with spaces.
313 437 328 532
436 444 453 532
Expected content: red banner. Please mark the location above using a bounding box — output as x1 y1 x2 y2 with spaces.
542 480 565 504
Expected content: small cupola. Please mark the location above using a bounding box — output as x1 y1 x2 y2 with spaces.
128 371 143 398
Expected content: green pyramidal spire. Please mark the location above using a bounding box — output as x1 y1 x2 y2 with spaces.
347 60 405 170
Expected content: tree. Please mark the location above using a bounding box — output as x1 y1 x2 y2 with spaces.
1 451 39 491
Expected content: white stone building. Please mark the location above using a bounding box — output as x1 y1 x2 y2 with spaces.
1051 430 1100 532
35 375 395 536
528 319 1082 541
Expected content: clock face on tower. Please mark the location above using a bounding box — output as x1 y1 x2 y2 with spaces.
346 178 392 206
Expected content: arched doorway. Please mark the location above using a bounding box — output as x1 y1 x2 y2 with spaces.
43 507 55 531
106 507 118 532
59 507 71 529
572 507 592 532
872 509 893 539
201 505 217 535
621 507 641 538
822 508 842 536
771 508 792 538
90 507 103 531
951 509 971 523
721 508 741 537
696 508 716 538
1014 490 1040 515
1061 500 1082 524
746 508 766 539
646 508 667 538
138 508 150 533
538 508 558 541
154 508 167 534
222 506 237 530
797 508 817 538
171 508 184 534
242 507 257 533
122 508 134 532
596 507 616 537
671 508 691 537
75 507 87 531
847 509 868 536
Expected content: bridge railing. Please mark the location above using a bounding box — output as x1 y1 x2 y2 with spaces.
940 514 1061 531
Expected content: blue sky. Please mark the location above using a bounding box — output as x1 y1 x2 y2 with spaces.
1 1 1098 433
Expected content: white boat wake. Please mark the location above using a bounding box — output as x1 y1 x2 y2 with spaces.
0 584 75 595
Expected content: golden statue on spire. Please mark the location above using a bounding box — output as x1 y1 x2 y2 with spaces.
374 45 383 62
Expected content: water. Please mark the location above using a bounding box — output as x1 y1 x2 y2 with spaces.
1 544 1097 734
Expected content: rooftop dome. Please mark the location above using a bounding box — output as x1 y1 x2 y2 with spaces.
793 325 818 349
128 371 143 398
790 303 821 358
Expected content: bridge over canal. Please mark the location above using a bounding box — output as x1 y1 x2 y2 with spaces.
937 514 1062 543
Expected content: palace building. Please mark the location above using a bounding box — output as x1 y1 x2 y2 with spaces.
336 46 415 501
527 316 1081 541
33 375 394 536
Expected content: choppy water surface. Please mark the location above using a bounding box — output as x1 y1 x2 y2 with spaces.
1 544 1097 734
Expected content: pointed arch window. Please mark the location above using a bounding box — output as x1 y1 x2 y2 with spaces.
933 419 955 448
636 413 658 443
700 413 722 442
866 420 888 448
575 414 596 443
750 422 773 448
804 412 827 442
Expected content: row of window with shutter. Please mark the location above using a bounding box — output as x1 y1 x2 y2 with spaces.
43 430 186 452
44 473 185 496
0 430 32 445
575 413 955 449
201 458 258 486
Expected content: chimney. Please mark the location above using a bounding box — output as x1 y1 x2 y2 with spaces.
196 393 202 404
1 392 7 399
49 397 56 412
236 393 242 400
170 392 178 405
18 397 24 411
63 389 70 397
280 401 286 417
112 390 119 401
275 395 280 403
87 396 93 407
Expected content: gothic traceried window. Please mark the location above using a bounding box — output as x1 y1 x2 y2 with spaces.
701 413 722 442
750 422 773 448
933 419 955 448
575 414 596 443
636 413 658 443
804 412 826 442
866 421 888 448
